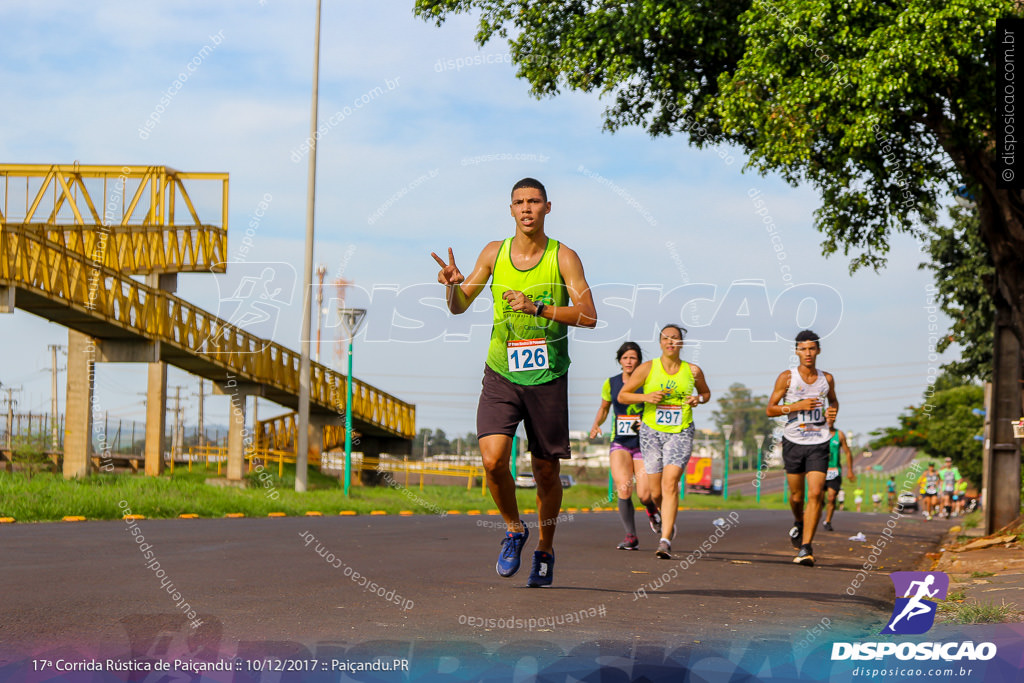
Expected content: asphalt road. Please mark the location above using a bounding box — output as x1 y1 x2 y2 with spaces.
0 506 954 675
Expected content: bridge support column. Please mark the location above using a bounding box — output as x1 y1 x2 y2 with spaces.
143 273 176 476
359 438 382 486
144 362 167 476
213 378 261 481
63 330 95 479
0 285 14 313
227 393 247 481
307 416 330 466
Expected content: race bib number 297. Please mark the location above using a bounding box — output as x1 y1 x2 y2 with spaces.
655 404 683 427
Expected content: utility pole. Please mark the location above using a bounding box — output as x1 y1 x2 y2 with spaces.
193 378 210 451
198 378 204 451
169 385 186 464
252 396 259 453
316 264 327 363
987 295 1024 533
2 386 20 451
297 0 323 493
48 344 65 453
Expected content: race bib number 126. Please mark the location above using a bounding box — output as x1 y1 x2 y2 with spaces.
507 338 549 372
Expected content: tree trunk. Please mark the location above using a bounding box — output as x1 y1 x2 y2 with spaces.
973 161 1024 531
985 290 1023 533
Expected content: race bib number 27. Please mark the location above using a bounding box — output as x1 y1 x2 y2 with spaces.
616 415 639 436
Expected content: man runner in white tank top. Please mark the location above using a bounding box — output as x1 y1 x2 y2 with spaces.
766 330 839 566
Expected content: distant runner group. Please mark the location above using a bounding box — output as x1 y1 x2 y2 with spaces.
433 177 893 586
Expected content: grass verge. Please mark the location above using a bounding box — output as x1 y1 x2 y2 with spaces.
0 466 791 522
938 593 1021 624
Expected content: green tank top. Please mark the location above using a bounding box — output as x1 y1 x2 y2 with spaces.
641 358 695 433
828 431 841 469
485 237 569 385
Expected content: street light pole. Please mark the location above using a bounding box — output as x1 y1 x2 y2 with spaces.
339 308 367 497
510 434 518 481
722 424 733 500
754 433 765 504
296 0 323 493
315 264 326 363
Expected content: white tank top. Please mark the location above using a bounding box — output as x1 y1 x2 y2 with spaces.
782 368 830 445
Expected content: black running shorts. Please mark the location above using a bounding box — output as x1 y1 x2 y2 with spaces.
476 365 570 460
782 439 830 475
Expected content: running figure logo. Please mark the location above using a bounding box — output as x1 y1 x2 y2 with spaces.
203 263 296 354
881 571 949 635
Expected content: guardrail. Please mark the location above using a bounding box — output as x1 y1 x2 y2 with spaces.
357 456 485 492
185 445 322 477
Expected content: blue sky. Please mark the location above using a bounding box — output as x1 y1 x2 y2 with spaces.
0 1 959 449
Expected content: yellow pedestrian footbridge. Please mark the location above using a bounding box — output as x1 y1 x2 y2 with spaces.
0 163 415 479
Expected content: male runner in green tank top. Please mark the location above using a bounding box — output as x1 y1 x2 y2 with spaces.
432 178 597 587
821 422 855 532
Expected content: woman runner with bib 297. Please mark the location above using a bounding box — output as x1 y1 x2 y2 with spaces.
618 324 711 559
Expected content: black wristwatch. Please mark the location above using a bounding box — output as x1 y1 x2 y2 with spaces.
534 303 546 317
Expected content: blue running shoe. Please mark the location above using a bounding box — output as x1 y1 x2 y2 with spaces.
527 550 554 587
496 526 529 577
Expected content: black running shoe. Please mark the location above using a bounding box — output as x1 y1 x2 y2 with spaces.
656 539 672 559
648 510 662 535
617 534 639 550
823 521 834 532
789 522 803 548
527 550 554 587
794 544 814 566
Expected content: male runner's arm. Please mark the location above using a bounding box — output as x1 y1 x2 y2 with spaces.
840 430 856 483
431 243 500 315
765 371 819 418
617 362 667 406
683 364 712 407
824 372 839 423
500 245 598 328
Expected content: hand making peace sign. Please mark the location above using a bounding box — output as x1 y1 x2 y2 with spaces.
431 247 465 286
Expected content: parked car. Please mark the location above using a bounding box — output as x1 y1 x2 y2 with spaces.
896 491 918 512
514 475 536 489
559 474 576 488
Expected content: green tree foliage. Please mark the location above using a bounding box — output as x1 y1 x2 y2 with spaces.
920 205 995 382
415 0 1024 346
431 428 451 454
924 385 984 485
412 428 461 457
870 382 983 484
869 408 929 451
710 382 776 469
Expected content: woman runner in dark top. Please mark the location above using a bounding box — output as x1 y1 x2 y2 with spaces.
589 342 660 549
